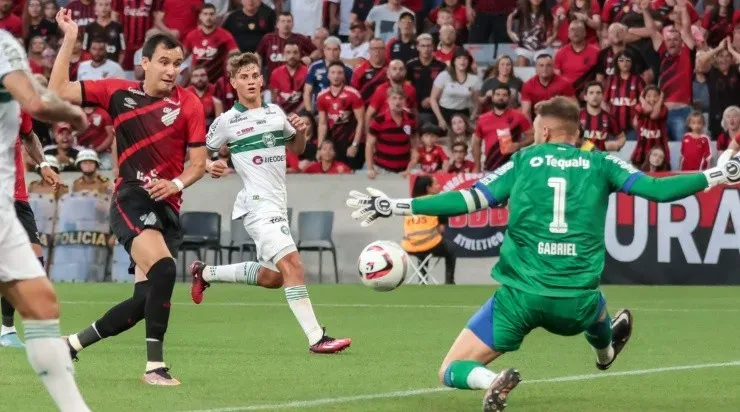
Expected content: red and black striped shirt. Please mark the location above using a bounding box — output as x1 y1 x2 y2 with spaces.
369 109 417 172
350 60 387 103
80 79 205 213
605 73 644 131
631 103 669 166
113 0 161 49
579 108 621 151
316 86 364 145
67 0 96 31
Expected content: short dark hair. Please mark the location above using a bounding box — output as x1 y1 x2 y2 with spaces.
191 64 207 74
420 123 444 137
89 36 106 46
452 141 468 152
643 84 661 96
201 3 216 12
584 81 603 93
412 175 435 198
492 84 511 95
283 40 300 50
278 11 293 19
536 54 553 61
327 61 346 71
142 33 182 59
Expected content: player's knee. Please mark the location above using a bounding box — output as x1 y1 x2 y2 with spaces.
17 282 59 320
277 252 305 282
258 269 284 289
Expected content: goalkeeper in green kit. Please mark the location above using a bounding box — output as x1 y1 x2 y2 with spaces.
346 97 740 412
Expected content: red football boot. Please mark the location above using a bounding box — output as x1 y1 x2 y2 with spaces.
189 260 210 304
309 328 352 354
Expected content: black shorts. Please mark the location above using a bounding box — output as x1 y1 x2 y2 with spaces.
14 200 41 245
110 185 183 273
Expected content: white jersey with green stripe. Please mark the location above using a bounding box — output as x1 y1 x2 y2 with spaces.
206 101 297 219
0 29 28 210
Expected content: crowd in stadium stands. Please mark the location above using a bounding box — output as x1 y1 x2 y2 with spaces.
5 0 740 179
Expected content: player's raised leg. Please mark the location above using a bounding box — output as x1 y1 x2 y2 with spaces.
438 293 522 412
586 296 633 370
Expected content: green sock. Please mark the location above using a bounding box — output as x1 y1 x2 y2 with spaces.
442 360 497 390
584 307 612 350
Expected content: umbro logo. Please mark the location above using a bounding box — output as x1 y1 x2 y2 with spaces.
124 97 137 109
140 212 157 226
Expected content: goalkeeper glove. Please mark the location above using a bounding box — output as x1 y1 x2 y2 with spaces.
346 187 413 227
703 158 740 188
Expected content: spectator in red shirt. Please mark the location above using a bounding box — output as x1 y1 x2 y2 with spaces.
189 65 222 127
0 0 23 38
580 81 625 152
213 51 239 110
429 0 470 42
268 41 308 115
702 0 735 48
256 12 317 77
27 36 47 75
366 85 418 178
552 0 601 47
604 49 645 138
183 4 239 84
644 7 695 142
406 123 449 174
351 37 387 102
429 6 453 45
112 0 161 70
446 141 475 173
472 84 533 171
632 85 670 167
365 59 418 131
553 20 600 98
316 61 365 169
303 140 352 174
66 0 95 32
77 105 114 161
434 24 457 64
679 110 711 171
155 0 202 40
385 11 417 64
520 54 575 120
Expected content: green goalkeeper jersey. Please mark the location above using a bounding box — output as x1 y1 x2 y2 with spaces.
472 143 643 297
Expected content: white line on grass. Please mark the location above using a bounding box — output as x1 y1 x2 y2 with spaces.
180 360 740 412
60 300 740 312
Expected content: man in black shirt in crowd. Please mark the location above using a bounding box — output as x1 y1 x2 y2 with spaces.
83 0 125 65
406 33 446 126
222 0 276 53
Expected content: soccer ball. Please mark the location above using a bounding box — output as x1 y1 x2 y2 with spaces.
358 241 409 292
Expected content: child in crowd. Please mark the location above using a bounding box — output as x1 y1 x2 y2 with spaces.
408 124 449 174
446 142 475 173
631 85 670 168
640 146 671 173
679 110 712 171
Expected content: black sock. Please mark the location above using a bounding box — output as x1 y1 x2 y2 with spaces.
145 258 176 363
1 297 14 328
79 281 149 349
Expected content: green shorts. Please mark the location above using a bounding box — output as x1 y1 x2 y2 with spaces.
466 285 606 353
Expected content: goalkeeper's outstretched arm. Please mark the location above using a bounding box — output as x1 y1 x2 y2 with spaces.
409 187 494 216
626 163 738 202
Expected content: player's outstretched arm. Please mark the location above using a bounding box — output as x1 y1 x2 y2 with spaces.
627 160 740 202
48 9 83 105
3 71 86 129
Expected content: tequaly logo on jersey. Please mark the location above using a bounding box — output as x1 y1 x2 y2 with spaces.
161 107 180 126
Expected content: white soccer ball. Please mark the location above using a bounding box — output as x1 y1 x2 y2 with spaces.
358 240 409 292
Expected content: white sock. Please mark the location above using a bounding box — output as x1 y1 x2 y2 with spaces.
67 334 83 352
146 361 166 372
596 345 615 365
203 262 260 284
285 285 323 345
1 325 16 336
467 367 499 389
24 319 91 412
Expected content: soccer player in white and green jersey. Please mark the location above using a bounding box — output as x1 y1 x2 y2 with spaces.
190 52 351 354
347 97 740 411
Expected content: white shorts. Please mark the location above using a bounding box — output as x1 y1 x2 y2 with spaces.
242 210 297 271
0 213 45 283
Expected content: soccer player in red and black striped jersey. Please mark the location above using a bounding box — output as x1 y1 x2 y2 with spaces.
268 41 308 115
50 9 207 386
472 85 533 171
366 86 418 178
579 82 625 152
316 61 365 169
350 37 387 102
604 50 645 135
113 0 161 70
255 12 316 79
1 112 59 348
182 4 240 84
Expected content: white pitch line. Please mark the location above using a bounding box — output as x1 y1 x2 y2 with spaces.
181 360 740 412
59 300 740 312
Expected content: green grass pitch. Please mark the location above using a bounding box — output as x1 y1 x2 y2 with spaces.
3 284 740 411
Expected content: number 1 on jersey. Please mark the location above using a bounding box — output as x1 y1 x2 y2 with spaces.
548 177 568 234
